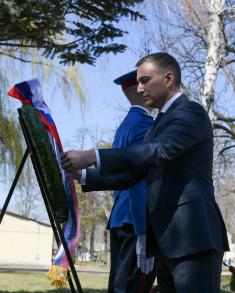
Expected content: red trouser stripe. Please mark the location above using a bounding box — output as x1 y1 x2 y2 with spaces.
137 273 147 293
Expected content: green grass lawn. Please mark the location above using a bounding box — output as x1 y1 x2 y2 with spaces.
0 271 233 293
0 271 108 293
221 275 234 293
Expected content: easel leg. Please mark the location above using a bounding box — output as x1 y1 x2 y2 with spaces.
0 147 78 292
0 148 29 224
30 154 83 293
18 110 84 293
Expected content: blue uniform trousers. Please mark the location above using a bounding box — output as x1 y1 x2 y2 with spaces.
108 225 157 293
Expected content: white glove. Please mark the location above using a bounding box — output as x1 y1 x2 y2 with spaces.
136 234 155 274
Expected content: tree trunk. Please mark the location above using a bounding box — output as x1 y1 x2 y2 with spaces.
200 0 225 120
81 229 86 262
103 230 108 265
90 227 95 260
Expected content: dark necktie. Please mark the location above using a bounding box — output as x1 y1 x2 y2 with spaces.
154 112 164 126
145 112 164 142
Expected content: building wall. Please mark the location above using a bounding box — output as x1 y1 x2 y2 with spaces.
0 213 53 266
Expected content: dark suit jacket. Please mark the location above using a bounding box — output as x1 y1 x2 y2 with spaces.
83 107 153 235
96 94 229 258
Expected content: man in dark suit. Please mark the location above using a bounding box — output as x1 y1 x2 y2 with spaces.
62 52 229 293
81 70 157 293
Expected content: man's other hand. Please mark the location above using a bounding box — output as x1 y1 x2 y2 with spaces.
61 149 96 172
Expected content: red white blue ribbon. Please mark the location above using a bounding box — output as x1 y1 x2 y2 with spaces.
8 78 80 287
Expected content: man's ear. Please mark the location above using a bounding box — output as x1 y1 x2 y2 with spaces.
165 71 174 87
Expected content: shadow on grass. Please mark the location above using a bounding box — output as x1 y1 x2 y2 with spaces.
0 288 107 293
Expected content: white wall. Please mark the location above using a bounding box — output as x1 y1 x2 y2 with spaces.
0 213 53 266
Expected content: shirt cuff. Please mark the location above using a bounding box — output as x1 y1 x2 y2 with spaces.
95 149 101 169
81 169 87 185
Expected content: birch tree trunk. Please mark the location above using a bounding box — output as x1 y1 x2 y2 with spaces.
200 0 225 120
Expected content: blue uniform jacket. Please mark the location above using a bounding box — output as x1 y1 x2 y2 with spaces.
107 106 153 235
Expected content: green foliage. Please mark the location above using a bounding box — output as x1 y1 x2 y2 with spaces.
21 104 68 222
230 273 235 291
75 182 108 252
0 0 145 65
78 189 105 228
0 88 23 168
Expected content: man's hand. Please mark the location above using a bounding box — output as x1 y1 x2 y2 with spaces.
61 149 96 173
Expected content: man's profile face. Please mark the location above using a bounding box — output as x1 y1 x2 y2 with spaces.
123 84 148 108
137 61 169 109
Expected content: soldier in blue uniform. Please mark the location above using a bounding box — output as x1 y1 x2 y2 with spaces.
81 70 157 292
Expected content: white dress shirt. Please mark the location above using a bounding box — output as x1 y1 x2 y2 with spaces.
160 91 182 113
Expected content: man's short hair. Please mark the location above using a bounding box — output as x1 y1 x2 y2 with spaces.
136 52 181 88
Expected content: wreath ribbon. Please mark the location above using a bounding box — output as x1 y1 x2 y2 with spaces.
8 78 80 287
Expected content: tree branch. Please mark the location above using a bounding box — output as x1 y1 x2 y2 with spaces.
219 144 235 156
213 123 235 137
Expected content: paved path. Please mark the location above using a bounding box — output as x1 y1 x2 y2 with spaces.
0 264 230 275
0 265 109 274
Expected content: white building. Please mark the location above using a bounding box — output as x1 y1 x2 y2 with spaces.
0 211 53 266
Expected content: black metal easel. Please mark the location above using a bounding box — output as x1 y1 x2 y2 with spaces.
0 108 83 293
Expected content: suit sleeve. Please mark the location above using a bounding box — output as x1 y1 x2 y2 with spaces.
98 103 210 175
82 168 144 192
82 114 152 192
